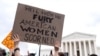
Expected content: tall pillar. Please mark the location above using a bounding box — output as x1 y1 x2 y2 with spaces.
63 42 66 52
65 42 68 52
93 40 97 54
74 41 77 56
69 41 72 56
79 41 82 56
88 40 92 54
83 41 87 56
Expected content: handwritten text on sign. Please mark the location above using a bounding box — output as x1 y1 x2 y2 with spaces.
12 3 64 46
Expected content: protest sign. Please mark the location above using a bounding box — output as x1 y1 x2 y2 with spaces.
2 32 14 49
12 3 65 46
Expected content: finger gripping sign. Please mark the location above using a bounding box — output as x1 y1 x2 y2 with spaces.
2 32 14 49
12 3 65 46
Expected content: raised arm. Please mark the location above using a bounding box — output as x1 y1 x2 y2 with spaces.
12 34 20 48
9 34 20 56
53 41 60 56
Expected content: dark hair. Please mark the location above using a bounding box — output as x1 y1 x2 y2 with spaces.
58 52 64 56
12 48 20 56
0 49 6 56
2 49 6 56
90 54 97 56
12 53 15 56
14 48 20 52
29 53 35 56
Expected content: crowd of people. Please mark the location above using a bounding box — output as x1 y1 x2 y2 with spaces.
0 34 97 56
0 34 65 56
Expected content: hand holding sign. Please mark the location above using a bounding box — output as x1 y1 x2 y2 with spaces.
52 41 60 56
12 3 64 46
2 32 20 50
54 41 60 51
12 34 20 48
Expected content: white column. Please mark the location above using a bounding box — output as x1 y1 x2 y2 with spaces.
83 41 87 56
79 41 82 56
93 40 97 54
74 41 77 56
88 40 92 54
69 42 72 56
63 42 66 52
65 42 68 52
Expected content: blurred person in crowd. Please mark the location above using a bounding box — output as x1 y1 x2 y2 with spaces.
58 52 64 56
0 48 6 56
27 51 35 56
90 54 97 56
9 34 20 56
50 41 65 56
29 53 35 56
53 45 64 56
9 34 36 56
10 34 64 56
55 41 65 56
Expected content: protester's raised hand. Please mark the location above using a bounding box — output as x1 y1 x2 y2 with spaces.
54 41 60 51
12 34 20 48
53 41 60 56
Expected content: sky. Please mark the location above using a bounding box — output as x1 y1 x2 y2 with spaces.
0 0 100 55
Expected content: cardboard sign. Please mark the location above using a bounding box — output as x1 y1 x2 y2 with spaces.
12 3 65 46
2 32 14 49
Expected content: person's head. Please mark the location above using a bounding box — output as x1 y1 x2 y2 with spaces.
0 49 6 56
58 52 64 56
13 48 20 56
29 53 35 56
90 54 97 56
